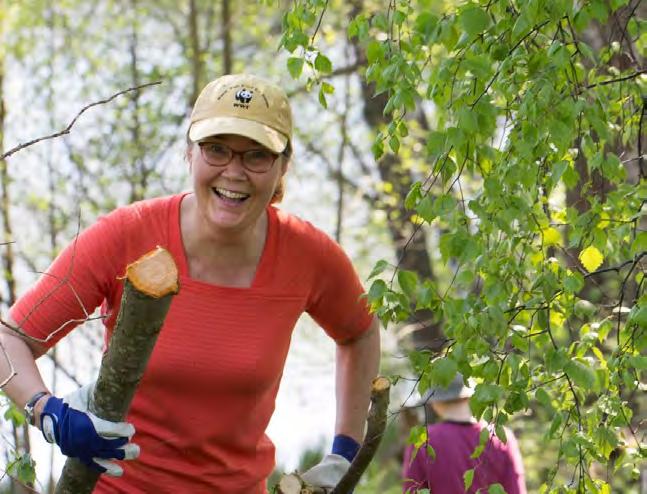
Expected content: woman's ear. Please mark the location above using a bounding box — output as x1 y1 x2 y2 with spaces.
186 144 194 171
279 155 290 176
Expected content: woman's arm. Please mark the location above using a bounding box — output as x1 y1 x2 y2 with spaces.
334 316 381 442
0 315 51 422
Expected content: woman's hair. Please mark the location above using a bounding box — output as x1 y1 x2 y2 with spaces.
271 140 292 203
185 131 292 204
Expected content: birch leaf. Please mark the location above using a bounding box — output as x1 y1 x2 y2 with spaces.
579 246 604 273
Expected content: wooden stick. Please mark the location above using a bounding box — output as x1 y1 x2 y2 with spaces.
55 247 178 493
276 376 391 494
332 376 390 494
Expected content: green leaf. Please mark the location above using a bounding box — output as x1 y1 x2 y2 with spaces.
433 358 458 387
535 388 552 408
426 444 436 460
434 194 456 216
318 86 328 109
393 10 406 26
458 107 478 133
389 135 400 154
495 424 507 443
371 140 384 160
415 11 439 41
563 272 585 293
426 131 446 156
627 355 647 370
314 53 333 74
471 427 489 459
348 15 369 40
630 232 647 255
367 279 387 304
368 259 390 279
372 12 389 31
366 40 384 64
459 7 491 37
398 270 418 298
565 360 596 389
488 484 506 494
287 57 304 79
463 468 475 490
627 306 647 329
416 195 435 223
405 182 422 210
3 403 26 426
320 81 335 94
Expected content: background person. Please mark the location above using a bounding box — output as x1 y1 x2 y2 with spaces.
402 374 526 494
0 73 380 493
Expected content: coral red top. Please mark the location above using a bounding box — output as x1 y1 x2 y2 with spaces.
10 193 373 493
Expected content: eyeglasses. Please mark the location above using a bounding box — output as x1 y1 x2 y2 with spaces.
198 141 280 173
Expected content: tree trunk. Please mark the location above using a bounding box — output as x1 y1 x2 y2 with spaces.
188 0 205 104
347 5 442 351
55 247 179 493
222 0 232 74
128 0 146 203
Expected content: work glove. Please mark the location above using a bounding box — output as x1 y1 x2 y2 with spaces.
40 383 139 477
301 434 359 489
301 454 351 489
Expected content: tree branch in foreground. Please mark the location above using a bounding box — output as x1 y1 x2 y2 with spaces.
0 81 162 161
276 376 391 494
54 247 178 494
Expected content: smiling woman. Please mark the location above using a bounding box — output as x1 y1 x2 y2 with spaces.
0 73 380 494
185 132 286 244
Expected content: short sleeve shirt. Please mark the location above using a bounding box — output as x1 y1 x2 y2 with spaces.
10 193 374 493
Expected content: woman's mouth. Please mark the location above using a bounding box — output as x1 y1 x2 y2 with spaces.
212 187 250 203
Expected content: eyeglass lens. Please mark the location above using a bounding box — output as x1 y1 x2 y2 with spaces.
200 142 277 172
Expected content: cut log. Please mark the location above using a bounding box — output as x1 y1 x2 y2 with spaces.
277 474 306 494
55 247 178 494
275 473 326 494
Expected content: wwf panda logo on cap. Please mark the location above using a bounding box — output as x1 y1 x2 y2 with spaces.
235 88 253 104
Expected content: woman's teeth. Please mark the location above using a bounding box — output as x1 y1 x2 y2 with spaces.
213 187 250 201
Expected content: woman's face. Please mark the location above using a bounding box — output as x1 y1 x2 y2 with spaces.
187 134 287 234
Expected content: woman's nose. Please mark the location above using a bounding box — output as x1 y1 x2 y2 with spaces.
221 153 247 177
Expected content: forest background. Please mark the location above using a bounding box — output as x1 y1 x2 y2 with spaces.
0 0 645 493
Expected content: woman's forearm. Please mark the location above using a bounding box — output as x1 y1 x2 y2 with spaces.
334 317 381 442
0 316 50 409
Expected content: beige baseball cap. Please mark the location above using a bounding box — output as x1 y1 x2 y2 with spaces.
188 74 292 153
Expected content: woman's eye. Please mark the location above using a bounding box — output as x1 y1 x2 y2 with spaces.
247 150 273 161
206 143 229 155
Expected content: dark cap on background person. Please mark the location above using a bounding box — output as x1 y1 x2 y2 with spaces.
188 74 293 153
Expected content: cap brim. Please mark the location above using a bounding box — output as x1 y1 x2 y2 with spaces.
189 117 288 153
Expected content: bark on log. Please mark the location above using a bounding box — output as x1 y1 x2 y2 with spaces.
55 247 178 494
276 376 391 494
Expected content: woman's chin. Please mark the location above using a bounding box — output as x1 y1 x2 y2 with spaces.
208 211 246 231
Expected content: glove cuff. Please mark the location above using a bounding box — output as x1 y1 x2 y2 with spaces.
41 396 64 444
332 434 360 463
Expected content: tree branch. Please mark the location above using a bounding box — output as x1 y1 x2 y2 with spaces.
1 81 162 161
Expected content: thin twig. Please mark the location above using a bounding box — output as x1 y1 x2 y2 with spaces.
309 0 329 46
1 81 162 161
581 70 645 92
638 97 645 179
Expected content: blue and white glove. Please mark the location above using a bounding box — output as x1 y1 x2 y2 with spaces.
301 435 359 489
40 383 139 477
